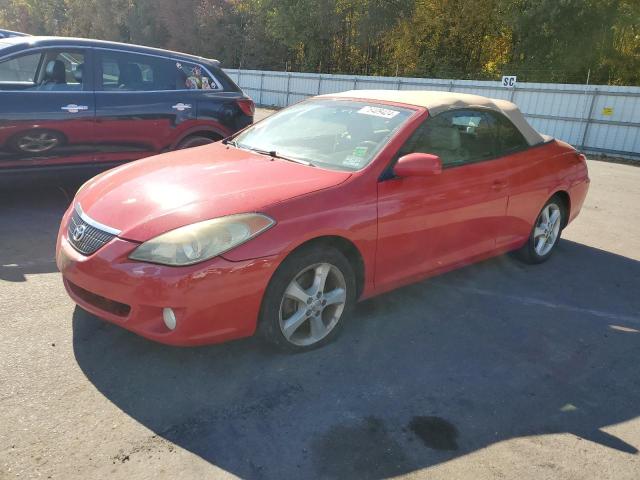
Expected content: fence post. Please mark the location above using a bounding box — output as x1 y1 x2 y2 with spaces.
237 68 242 88
353 76 358 90
258 72 264 106
448 81 454 92
317 75 322 95
580 88 599 151
397 78 402 90
285 73 292 106
509 85 517 102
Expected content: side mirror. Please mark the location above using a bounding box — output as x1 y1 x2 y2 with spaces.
394 153 442 177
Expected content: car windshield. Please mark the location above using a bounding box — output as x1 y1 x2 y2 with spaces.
233 99 414 171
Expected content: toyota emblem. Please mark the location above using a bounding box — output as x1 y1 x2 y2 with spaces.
72 224 87 242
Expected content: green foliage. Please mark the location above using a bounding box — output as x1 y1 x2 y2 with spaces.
0 0 638 85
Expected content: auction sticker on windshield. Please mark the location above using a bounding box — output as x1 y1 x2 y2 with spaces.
357 106 400 119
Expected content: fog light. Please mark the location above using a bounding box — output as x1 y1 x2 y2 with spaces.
162 308 177 330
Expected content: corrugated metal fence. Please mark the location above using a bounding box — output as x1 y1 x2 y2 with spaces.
224 69 640 158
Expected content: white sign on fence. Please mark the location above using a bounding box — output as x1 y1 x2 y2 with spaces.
502 75 517 88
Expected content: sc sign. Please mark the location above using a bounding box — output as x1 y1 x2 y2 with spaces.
502 76 517 88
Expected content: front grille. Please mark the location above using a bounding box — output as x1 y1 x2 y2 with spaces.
67 281 131 317
67 207 117 255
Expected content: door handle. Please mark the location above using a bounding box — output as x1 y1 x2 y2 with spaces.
172 103 192 112
61 104 89 113
491 180 508 191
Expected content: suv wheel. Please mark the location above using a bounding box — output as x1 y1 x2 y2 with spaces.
177 135 217 149
10 130 65 154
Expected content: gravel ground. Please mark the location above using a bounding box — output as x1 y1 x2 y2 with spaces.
1 110 639 479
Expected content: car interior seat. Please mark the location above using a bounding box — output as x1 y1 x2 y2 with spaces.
73 63 84 84
41 60 67 90
118 63 143 90
420 125 468 166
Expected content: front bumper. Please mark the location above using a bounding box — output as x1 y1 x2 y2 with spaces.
56 210 279 346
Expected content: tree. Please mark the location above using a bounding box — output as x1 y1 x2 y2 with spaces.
0 0 638 85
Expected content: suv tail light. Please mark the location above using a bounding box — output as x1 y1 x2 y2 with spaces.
236 98 255 117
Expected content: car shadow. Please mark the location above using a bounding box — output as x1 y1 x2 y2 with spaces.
0 182 79 282
72 239 640 478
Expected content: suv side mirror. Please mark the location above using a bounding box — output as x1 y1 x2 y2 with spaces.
394 153 442 177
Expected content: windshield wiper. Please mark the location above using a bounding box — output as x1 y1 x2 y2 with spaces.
241 146 315 167
274 153 315 167
222 138 238 147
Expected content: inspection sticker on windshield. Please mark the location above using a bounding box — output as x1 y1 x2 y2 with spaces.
357 106 400 119
342 155 364 168
352 146 368 157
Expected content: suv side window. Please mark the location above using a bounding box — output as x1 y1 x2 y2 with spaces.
40 51 85 91
98 50 217 91
399 109 496 168
0 50 85 91
0 52 41 85
176 60 218 90
99 51 169 91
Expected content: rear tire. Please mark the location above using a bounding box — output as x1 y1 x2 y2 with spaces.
259 246 356 353
515 195 566 264
177 135 217 149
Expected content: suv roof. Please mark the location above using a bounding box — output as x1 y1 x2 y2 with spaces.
0 28 30 38
0 35 220 65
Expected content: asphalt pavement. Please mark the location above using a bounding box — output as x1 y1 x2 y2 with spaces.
1 112 639 479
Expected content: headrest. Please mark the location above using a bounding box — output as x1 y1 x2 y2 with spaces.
426 125 461 151
119 63 143 86
45 60 66 83
73 63 83 83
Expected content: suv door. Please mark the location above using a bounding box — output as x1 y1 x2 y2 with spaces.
0 47 95 170
93 49 216 163
376 109 510 289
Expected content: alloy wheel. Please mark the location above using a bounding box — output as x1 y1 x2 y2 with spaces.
533 203 561 256
17 132 60 153
278 262 347 347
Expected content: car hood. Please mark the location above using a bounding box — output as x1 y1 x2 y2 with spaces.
76 143 351 242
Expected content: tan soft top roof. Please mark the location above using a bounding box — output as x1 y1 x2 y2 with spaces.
322 90 544 146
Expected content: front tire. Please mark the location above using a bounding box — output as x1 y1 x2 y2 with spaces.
259 246 356 352
10 129 65 154
515 196 565 264
177 135 216 149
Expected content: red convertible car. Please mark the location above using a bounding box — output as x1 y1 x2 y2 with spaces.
56 90 590 351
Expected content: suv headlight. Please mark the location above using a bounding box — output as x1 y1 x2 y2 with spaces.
129 213 275 266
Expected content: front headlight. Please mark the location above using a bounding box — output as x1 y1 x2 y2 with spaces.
129 213 275 266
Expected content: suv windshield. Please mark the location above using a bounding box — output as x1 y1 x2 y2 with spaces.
233 99 414 171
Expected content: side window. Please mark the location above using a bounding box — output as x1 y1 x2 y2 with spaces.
99 51 170 91
493 113 529 154
0 52 42 86
98 50 217 91
42 51 85 91
399 110 496 168
0 50 86 91
175 60 217 90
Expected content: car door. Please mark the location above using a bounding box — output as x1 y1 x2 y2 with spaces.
93 49 202 163
0 47 95 170
482 111 552 250
375 109 510 290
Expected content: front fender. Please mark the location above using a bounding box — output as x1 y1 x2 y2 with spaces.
220 177 378 291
